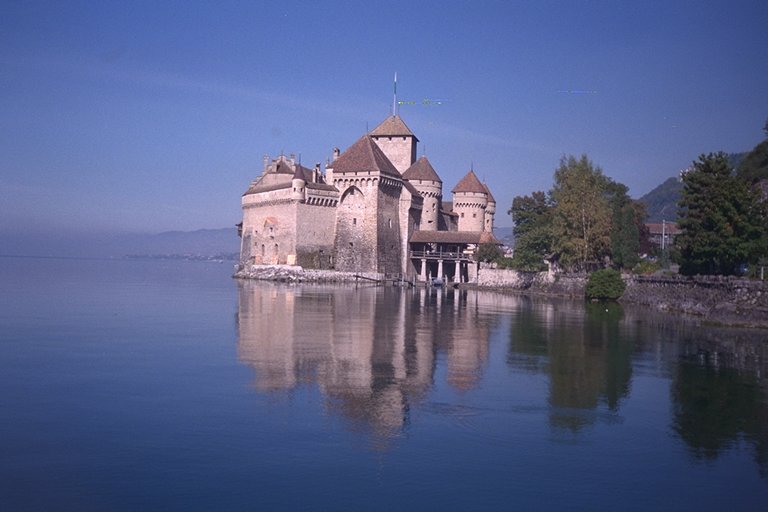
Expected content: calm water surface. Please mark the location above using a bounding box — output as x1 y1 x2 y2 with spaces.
1 257 766 511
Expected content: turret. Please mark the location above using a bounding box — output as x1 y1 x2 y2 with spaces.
482 182 496 233
369 115 419 174
403 156 442 231
452 169 487 232
291 164 306 202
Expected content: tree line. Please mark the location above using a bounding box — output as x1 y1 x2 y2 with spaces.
506 154 650 273
502 124 768 276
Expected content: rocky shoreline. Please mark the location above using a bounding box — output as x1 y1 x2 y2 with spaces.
233 264 768 329
233 264 382 284
621 275 768 329
475 268 768 329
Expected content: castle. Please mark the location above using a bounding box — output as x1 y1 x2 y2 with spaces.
237 114 498 283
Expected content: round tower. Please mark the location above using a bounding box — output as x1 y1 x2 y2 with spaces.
403 156 442 231
452 169 487 232
291 164 306 202
483 182 496 233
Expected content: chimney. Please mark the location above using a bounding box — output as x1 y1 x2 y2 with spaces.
263 154 270 174
333 147 340 161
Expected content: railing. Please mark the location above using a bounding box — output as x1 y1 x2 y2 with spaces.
410 250 473 261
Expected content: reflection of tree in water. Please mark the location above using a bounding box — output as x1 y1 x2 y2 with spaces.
508 299 633 432
672 359 768 476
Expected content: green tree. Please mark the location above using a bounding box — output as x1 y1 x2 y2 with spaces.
736 139 768 185
585 268 626 300
476 243 503 263
508 191 552 271
677 152 767 275
611 204 640 269
550 155 613 272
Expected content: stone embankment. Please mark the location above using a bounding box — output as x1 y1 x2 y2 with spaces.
476 268 768 329
621 275 768 329
233 264 381 284
475 268 587 297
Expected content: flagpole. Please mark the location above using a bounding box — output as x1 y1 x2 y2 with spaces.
393 72 397 116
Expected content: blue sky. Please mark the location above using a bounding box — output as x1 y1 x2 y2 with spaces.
1 0 766 233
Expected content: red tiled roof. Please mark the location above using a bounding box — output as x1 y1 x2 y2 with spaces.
452 170 486 194
332 135 401 178
403 156 442 183
479 231 501 245
646 222 682 235
410 231 489 244
369 115 419 140
482 182 496 203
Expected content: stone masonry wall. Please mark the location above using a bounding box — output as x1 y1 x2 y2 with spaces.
241 200 296 265
621 275 768 328
334 182 377 272
476 268 587 297
371 135 415 174
476 268 768 328
295 202 336 269
376 181 403 276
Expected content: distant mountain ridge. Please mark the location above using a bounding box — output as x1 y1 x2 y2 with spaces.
638 177 683 223
0 227 240 259
638 152 748 223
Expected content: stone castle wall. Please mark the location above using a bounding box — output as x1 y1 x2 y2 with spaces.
376 179 404 275
241 198 296 265
295 202 336 268
334 182 378 272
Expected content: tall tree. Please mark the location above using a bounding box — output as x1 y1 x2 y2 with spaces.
508 191 552 271
611 204 641 269
550 155 612 272
736 139 768 185
677 152 767 275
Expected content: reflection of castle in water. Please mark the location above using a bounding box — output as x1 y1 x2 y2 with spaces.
235 282 495 440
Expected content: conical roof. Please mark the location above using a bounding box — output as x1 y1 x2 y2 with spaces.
482 182 496 203
452 169 486 194
332 135 400 178
370 115 419 141
292 162 306 181
479 231 501 245
403 156 442 182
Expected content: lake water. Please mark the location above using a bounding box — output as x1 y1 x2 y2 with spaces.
1 257 766 511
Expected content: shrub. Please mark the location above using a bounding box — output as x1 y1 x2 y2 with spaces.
633 260 660 275
585 268 626 300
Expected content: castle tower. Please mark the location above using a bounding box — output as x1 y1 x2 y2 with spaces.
452 169 488 232
403 156 442 231
331 135 404 274
482 182 496 233
291 164 306 202
369 115 418 174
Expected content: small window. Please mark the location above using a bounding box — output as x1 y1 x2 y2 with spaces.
461 212 465 218
388 219 392 228
353 218 357 225
473 213 477 218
